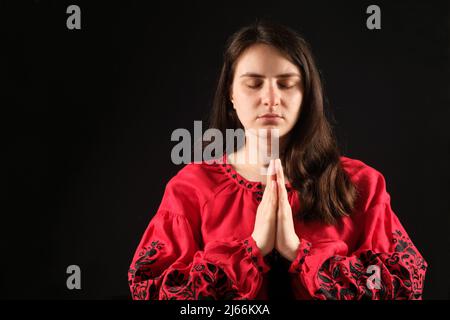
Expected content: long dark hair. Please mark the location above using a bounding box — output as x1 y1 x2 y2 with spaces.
207 20 358 225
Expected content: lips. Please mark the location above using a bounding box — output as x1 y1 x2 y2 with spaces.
258 113 282 119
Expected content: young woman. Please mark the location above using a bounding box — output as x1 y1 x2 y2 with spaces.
128 21 428 300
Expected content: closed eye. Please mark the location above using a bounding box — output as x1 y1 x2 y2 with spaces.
245 81 263 89
278 82 297 89
243 80 298 89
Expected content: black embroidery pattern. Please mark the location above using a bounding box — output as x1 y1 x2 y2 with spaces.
291 241 312 273
215 158 294 200
243 239 269 273
128 240 164 300
128 239 253 300
159 261 243 300
312 230 427 300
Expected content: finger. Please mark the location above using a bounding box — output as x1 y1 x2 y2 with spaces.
262 180 277 217
262 160 273 199
261 160 275 203
266 159 276 186
275 159 285 185
267 178 277 201
275 159 288 201
275 159 290 215
277 179 288 213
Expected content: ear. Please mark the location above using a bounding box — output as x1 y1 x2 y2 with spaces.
229 89 235 109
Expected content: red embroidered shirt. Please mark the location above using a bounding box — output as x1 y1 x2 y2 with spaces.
128 154 428 300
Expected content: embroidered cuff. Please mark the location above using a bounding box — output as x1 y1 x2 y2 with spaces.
243 236 271 274
288 238 312 274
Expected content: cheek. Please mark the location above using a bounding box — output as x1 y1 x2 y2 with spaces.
233 93 259 120
285 91 303 113
233 82 260 99
234 106 254 124
235 89 258 102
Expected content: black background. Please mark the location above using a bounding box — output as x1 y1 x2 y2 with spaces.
2 0 449 299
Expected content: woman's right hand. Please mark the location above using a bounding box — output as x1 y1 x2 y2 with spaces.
251 159 278 256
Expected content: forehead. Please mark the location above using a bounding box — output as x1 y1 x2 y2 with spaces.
234 43 300 76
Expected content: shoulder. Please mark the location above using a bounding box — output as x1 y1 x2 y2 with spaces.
168 159 228 192
340 156 391 211
160 159 229 212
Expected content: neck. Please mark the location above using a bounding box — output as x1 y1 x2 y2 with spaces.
229 130 289 174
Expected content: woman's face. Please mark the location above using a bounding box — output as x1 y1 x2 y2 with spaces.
230 43 304 139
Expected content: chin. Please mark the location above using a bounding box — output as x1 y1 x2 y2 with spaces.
253 126 288 139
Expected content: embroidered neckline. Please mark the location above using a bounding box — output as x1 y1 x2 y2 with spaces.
212 153 294 198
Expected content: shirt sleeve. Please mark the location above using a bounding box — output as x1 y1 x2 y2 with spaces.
128 176 270 300
288 200 428 299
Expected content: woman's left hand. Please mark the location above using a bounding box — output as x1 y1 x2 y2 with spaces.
274 159 301 262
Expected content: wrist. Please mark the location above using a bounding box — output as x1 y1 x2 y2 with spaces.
285 237 301 262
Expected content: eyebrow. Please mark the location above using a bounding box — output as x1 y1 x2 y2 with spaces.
239 72 301 78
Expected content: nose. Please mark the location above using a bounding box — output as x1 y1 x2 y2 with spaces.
261 82 281 109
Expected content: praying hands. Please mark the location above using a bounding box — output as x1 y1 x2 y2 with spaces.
251 159 301 262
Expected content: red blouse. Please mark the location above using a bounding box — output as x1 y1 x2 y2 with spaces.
128 154 428 300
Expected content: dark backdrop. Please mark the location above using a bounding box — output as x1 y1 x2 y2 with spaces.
3 0 449 299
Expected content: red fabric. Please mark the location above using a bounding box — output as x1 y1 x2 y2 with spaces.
128 154 428 300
